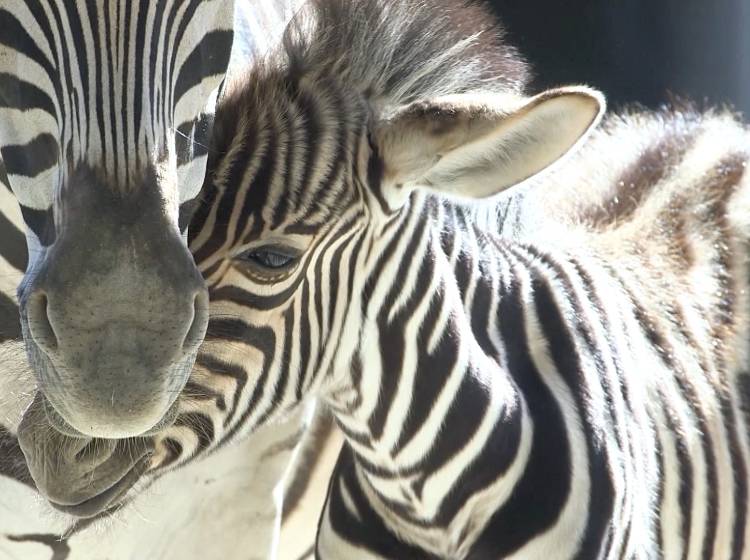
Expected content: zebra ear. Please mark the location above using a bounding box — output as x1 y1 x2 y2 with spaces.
374 86 605 203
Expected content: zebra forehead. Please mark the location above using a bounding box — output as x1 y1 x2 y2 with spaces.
206 0 537 239
279 0 528 108
0 0 235 204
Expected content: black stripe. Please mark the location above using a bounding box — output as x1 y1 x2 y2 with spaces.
0 207 28 272
234 105 277 239
62 0 89 153
389 284 456 454
173 29 234 104
296 83 351 219
454 242 473 303
532 274 615 557
45 0 76 160
133 0 150 169
720 390 747 558
1 134 59 180
146 0 168 148
0 9 55 77
285 85 319 216
207 320 276 447
157 437 184 470
167 0 203 114
295 284 313 400
0 158 9 191
271 95 296 229
174 412 214 459
83 0 102 159
7 534 70 560
182 380 226 411
175 114 212 167
365 134 389 214
665 409 693 552
0 424 33 487
179 197 201 234
323 444 439 559
469 258 501 362
211 278 304 312
520 247 623 555
367 217 429 440
254 307 295 428
120 1 132 179
0 292 21 342
19 204 55 246
430 376 523 527
102 0 117 172
467 276 571 558
196 352 247 429
0 72 56 116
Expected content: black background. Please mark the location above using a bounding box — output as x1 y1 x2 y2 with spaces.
485 0 750 115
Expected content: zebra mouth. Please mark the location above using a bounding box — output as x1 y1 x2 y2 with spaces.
18 392 156 519
47 455 151 518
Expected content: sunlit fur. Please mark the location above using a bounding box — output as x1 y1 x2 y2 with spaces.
0 2 316 557
1 0 237 442
189 1 750 559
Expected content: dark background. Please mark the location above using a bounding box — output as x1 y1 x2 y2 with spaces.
485 0 750 115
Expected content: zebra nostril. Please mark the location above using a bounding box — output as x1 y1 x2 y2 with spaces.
182 290 209 352
27 292 59 354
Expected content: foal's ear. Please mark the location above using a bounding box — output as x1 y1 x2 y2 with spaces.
374 87 604 205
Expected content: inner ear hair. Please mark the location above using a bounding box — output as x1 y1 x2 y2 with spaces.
375 87 605 203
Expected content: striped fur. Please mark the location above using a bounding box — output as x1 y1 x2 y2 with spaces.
0 2 318 558
0 0 240 448
192 0 750 557
0 0 233 212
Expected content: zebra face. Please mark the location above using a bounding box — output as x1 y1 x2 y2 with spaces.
1 0 234 444
185 57 604 446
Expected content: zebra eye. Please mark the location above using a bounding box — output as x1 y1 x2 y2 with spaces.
238 249 296 270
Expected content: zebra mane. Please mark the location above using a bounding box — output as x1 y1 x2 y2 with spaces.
280 0 529 110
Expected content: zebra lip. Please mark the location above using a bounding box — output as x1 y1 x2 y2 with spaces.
48 456 150 519
43 395 180 438
41 396 87 438
140 399 180 436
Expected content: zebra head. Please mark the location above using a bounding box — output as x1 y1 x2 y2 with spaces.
187 0 604 441
0 1 234 439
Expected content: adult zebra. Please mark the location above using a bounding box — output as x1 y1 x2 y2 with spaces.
0 0 228 440
0 1 322 558
0 0 236 516
192 0 750 557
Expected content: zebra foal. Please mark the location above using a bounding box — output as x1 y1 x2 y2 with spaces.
191 0 750 557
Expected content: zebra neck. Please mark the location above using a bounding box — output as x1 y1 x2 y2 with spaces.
324 196 554 554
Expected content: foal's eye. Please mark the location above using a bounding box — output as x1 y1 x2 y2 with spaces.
237 248 296 271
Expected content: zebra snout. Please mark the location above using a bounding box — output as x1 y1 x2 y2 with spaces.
23 278 208 439
26 287 208 357
183 290 210 353
25 291 58 355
